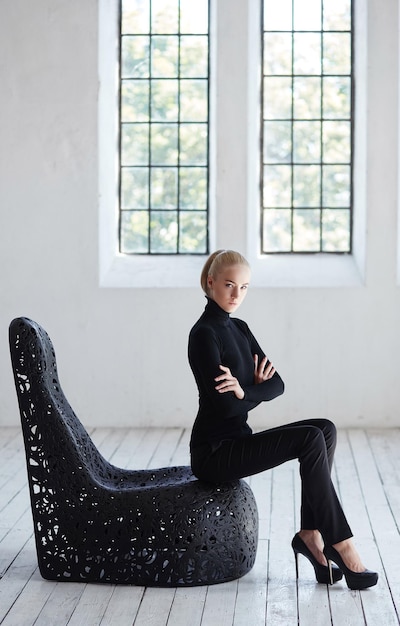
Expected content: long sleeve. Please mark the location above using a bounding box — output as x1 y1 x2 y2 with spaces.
189 328 284 418
237 320 285 403
188 298 285 449
189 325 263 419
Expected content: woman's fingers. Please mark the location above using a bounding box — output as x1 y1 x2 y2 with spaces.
216 380 234 391
215 364 234 389
263 360 275 379
214 364 231 382
254 355 276 382
215 364 232 389
253 354 259 372
262 357 273 376
214 364 244 398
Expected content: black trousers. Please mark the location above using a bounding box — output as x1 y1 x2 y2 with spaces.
191 418 353 546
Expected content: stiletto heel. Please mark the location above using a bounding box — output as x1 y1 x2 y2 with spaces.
294 550 299 580
323 546 378 590
327 559 333 585
291 534 343 584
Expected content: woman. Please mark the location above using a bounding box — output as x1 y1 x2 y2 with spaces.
188 249 378 590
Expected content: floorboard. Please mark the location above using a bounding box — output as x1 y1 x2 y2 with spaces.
0 427 398 625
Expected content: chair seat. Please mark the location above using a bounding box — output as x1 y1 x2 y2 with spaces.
9 317 259 586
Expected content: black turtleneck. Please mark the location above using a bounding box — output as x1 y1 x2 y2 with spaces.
188 298 285 450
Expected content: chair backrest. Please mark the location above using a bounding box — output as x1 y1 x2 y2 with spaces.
9 317 114 498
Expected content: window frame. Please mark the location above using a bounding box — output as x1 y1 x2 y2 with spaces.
260 0 354 255
118 1 211 257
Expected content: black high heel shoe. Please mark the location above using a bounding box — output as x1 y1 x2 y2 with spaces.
323 545 378 590
291 534 343 584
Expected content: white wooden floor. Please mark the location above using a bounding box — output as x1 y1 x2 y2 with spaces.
0 426 399 626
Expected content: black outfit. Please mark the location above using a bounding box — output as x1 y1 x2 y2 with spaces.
188 297 353 546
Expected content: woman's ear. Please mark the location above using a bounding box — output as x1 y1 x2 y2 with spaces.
207 275 213 289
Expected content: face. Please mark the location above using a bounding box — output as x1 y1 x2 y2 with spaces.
208 264 251 313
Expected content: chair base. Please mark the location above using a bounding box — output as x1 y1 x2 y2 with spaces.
35 470 258 587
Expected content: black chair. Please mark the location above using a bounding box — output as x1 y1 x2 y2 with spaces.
9 317 258 587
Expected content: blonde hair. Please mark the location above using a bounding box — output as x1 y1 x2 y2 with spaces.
200 250 250 296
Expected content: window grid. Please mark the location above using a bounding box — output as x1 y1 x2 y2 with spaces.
119 0 210 255
261 0 353 254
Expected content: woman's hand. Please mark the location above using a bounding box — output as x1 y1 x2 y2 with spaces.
215 365 245 399
254 354 276 384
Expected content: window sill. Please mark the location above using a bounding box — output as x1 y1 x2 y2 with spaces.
99 250 364 288
99 253 205 288
247 253 364 288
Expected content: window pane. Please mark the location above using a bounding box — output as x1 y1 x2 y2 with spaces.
264 77 293 119
122 0 150 34
323 76 351 118
151 36 178 78
264 0 292 30
322 209 350 251
121 168 149 208
322 165 350 206
179 211 208 252
121 36 150 78
150 211 178 252
293 165 320 207
179 168 207 208
323 0 351 30
179 124 208 165
262 209 292 252
293 121 321 163
120 210 149 253
180 80 208 122
180 36 208 78
293 33 321 75
150 167 178 208
150 123 178 165
263 165 292 207
293 0 321 30
151 0 178 34
121 123 149 165
293 209 321 251
323 33 351 75
263 121 292 163
293 77 321 119
180 0 208 34
151 79 179 121
121 81 149 122
263 33 292 75
150 211 178 254
322 121 351 163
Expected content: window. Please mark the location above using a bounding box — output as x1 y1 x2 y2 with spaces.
119 0 210 255
261 0 352 254
99 0 365 287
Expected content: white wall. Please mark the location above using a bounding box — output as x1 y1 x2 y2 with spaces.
0 0 399 430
